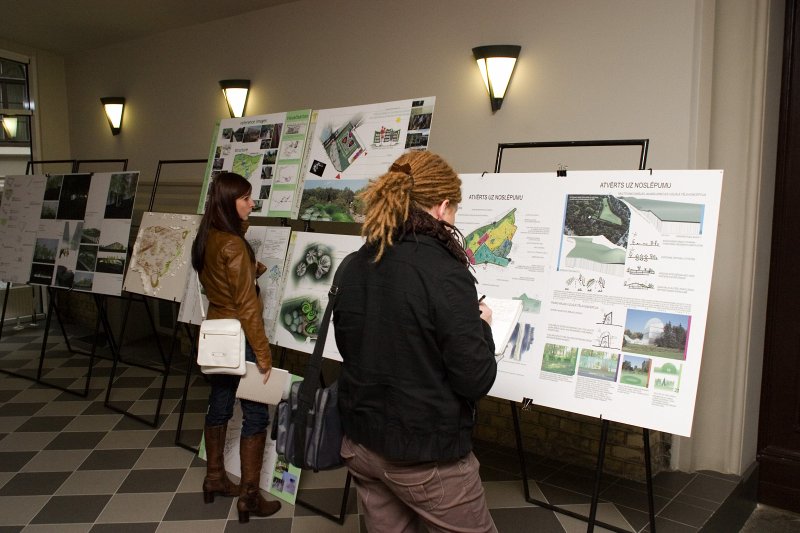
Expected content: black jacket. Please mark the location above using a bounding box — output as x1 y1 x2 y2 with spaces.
334 234 497 462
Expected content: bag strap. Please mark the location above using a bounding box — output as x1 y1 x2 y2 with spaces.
196 276 206 320
291 250 357 463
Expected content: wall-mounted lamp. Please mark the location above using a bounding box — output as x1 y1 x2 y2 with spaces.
219 79 250 118
1 115 18 138
472 45 521 112
100 97 125 135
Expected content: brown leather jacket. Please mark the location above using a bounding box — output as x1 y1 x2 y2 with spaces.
199 226 271 369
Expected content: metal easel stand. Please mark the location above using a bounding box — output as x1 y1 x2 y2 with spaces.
74 159 129 172
174 322 202 454
510 401 657 533
0 283 43 382
25 159 78 174
285 347 353 524
31 287 105 397
295 471 353 525
103 294 173 428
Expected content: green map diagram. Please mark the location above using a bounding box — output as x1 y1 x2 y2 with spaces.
464 209 517 266
232 153 264 180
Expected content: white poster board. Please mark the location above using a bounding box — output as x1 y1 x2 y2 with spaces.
0 172 139 296
458 170 723 437
273 231 363 359
177 226 291 341
297 97 435 221
197 110 312 218
123 212 201 301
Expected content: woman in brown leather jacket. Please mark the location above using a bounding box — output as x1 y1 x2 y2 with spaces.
190 172 280 522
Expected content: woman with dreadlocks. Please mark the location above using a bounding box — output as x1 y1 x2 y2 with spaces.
333 151 498 532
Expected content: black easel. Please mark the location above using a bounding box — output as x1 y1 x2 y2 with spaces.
75 159 129 172
174 322 202 453
25 159 78 174
104 159 206 427
494 139 657 533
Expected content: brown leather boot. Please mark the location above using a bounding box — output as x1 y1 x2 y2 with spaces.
202 424 239 503
237 431 281 522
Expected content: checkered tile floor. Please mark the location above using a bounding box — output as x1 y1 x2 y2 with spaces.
0 319 742 532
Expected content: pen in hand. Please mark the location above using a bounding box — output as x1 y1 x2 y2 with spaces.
478 294 486 303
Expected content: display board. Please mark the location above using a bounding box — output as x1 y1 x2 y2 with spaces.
0 172 139 296
177 225 291 341
297 97 435 221
273 231 363 359
197 110 312 218
0 175 47 283
123 212 201 301
457 170 722 436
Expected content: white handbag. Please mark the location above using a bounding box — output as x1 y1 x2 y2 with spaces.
196 281 246 375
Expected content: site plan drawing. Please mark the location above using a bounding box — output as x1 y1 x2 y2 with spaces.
297 97 435 222
458 170 723 436
123 212 201 301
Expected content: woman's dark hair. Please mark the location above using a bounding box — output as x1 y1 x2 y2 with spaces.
191 172 255 273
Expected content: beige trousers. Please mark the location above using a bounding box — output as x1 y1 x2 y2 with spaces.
341 435 497 533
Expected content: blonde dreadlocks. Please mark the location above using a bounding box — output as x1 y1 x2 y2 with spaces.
360 151 468 264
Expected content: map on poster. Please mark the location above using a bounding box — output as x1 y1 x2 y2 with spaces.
0 173 139 296
177 225 291 341
297 97 435 222
273 231 363 359
457 170 723 437
197 110 312 218
123 212 201 301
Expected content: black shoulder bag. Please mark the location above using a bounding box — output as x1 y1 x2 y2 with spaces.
273 251 355 471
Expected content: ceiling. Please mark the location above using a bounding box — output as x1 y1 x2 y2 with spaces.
0 0 298 55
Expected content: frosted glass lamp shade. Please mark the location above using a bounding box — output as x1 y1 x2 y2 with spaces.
101 97 125 135
219 79 250 118
472 45 521 112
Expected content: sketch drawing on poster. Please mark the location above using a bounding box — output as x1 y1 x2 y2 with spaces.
273 232 362 359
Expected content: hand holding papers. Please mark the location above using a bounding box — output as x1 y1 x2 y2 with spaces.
480 296 523 356
236 362 290 404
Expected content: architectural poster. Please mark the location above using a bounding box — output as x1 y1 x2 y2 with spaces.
123 212 201 301
297 97 435 222
0 175 47 284
457 170 723 436
177 225 291 341
197 110 312 218
272 231 363 359
0 172 139 296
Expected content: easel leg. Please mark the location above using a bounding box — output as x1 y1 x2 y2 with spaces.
643 428 657 533
0 282 10 342
175 323 200 454
509 401 633 533
587 419 610 533
510 400 532 500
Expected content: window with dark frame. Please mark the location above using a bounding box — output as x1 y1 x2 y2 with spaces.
0 57 32 146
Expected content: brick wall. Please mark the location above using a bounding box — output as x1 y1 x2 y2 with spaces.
474 396 669 480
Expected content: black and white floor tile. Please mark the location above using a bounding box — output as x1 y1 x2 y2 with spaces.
0 320 758 532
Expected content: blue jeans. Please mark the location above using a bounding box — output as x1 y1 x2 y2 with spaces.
205 342 269 437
